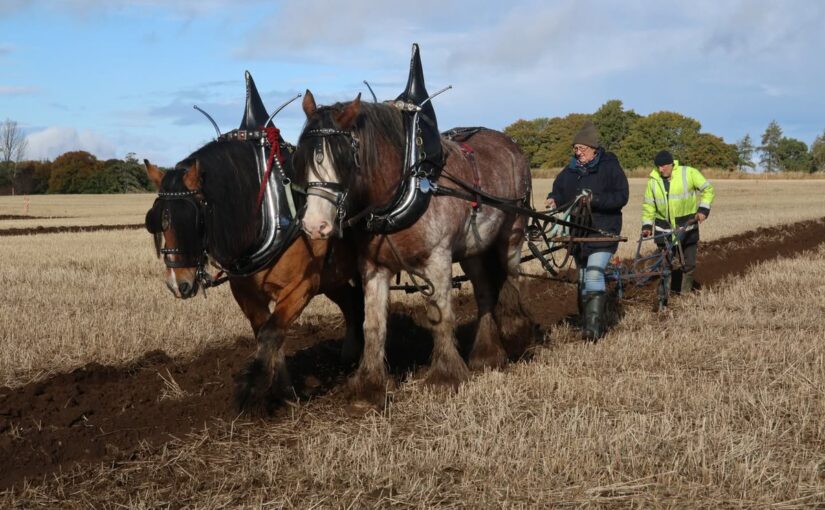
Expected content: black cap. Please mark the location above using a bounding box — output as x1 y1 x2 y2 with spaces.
653 150 674 166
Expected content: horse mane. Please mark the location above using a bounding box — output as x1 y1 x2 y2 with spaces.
171 139 262 264
294 101 405 205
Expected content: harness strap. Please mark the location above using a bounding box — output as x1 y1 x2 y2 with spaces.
255 126 284 209
384 234 435 297
459 143 481 210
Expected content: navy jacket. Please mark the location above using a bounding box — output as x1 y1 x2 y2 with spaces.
547 149 629 258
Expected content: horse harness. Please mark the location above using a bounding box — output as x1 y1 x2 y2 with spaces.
147 188 220 289
302 127 358 235
148 127 305 292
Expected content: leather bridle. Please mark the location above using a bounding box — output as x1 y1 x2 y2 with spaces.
301 128 360 225
148 189 214 288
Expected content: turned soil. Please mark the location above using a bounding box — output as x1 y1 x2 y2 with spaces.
1 217 824 490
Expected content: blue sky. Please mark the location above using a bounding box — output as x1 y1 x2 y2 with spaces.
1 0 824 167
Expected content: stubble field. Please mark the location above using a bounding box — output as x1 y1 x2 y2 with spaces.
1 178 824 507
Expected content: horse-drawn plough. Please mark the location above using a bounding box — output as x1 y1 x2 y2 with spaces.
144 43 694 408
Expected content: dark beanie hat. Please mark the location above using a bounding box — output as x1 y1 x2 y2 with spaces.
572 120 600 148
654 150 674 166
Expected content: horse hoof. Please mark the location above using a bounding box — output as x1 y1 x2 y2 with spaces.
345 398 384 416
422 367 468 391
346 372 388 407
233 359 294 414
468 347 507 371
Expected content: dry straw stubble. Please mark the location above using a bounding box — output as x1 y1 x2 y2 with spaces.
4 242 824 507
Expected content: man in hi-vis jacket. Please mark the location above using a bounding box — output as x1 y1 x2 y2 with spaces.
641 150 715 296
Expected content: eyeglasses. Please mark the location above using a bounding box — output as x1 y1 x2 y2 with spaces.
573 144 594 153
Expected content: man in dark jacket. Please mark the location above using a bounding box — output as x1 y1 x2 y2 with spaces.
545 120 629 340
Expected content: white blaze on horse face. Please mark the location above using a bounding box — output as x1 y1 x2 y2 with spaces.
302 140 341 240
165 266 197 299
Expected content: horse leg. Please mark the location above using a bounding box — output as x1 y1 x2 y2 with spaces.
233 278 315 412
349 262 391 406
460 253 507 370
493 224 536 355
423 251 470 388
324 281 365 368
229 278 272 337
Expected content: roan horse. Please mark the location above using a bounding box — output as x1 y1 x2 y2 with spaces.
144 77 362 411
293 91 534 405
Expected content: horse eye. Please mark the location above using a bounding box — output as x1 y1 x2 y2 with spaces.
161 209 171 231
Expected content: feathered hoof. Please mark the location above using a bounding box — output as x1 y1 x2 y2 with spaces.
346 370 389 410
422 362 470 391
233 358 294 415
468 344 507 371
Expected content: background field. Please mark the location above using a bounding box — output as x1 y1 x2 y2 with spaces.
1 182 825 507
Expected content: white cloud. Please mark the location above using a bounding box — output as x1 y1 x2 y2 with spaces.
47 0 265 19
0 85 38 95
25 127 118 161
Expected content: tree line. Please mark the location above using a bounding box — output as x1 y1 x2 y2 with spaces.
503 101 825 173
3 107 825 196
0 118 158 195
0 149 155 195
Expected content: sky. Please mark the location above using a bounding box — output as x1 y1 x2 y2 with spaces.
1 0 824 167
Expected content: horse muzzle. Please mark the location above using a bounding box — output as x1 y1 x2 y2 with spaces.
301 217 335 240
165 269 199 299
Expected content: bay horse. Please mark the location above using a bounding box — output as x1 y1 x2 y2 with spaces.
293 92 533 405
144 140 363 411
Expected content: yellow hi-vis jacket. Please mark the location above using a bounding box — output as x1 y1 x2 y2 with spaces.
641 160 715 230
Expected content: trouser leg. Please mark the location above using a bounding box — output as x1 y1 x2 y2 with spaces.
680 242 698 293
580 251 611 340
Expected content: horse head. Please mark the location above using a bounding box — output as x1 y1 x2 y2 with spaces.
145 139 264 297
144 159 207 299
295 90 364 240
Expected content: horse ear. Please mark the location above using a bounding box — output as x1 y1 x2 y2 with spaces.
144 159 163 190
335 93 361 129
182 161 201 191
302 89 317 118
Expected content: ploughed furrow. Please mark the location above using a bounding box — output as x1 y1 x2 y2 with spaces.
1 217 824 491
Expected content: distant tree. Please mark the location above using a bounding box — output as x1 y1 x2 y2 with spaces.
758 120 783 172
591 99 640 152
9 161 33 194
95 153 153 193
685 133 738 170
541 113 592 167
776 137 812 172
0 119 29 195
48 151 101 193
618 111 702 170
0 161 13 193
28 161 52 194
504 118 552 167
735 134 756 171
811 130 825 173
